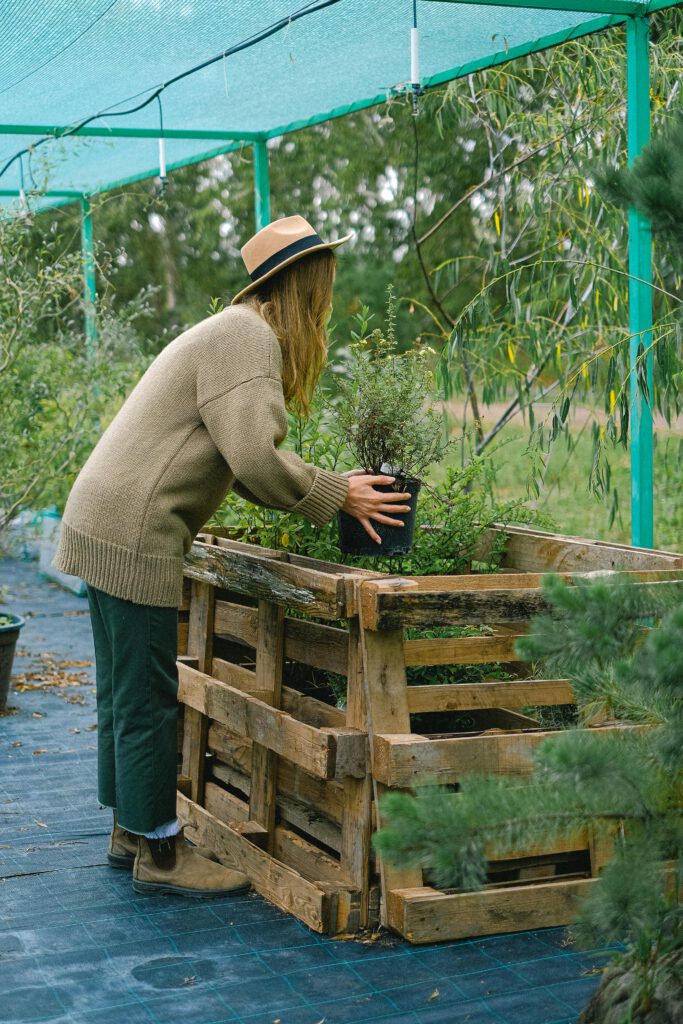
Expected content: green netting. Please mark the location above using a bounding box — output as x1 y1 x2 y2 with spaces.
0 0 675 210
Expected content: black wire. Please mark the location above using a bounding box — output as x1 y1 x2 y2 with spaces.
0 0 344 187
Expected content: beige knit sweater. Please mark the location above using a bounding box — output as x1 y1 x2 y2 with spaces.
53 304 349 606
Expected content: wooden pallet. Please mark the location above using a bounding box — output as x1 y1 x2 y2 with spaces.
176 527 683 941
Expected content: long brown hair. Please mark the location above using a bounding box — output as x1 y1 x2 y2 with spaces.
235 248 336 417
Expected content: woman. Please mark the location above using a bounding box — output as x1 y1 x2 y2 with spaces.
53 214 411 898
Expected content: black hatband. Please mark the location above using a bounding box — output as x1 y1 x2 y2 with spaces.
249 233 325 281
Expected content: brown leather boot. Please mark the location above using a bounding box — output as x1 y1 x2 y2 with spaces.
108 811 223 870
132 826 250 898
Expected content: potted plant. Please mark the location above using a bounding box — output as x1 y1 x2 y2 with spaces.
335 291 449 556
0 611 25 712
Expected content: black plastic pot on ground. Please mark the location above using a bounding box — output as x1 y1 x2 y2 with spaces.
0 614 25 711
337 478 421 557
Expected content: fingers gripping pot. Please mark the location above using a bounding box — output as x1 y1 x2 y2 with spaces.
337 478 421 556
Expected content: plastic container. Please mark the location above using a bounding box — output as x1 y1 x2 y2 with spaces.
0 614 25 711
337 478 421 557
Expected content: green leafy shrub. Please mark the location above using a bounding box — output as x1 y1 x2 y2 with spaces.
335 290 449 484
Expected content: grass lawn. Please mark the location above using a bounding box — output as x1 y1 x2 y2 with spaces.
435 418 683 551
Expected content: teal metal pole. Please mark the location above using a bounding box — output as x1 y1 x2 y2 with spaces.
253 139 270 230
80 195 98 349
626 16 653 548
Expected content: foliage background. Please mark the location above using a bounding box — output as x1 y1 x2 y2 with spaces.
4 8 683 547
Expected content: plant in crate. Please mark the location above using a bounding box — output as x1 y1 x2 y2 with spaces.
374 574 683 1023
334 289 450 556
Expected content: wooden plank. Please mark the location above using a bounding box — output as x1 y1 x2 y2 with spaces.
181 580 214 805
340 619 373 924
401 568 683 592
387 879 594 943
478 524 683 572
357 618 424 921
203 779 249 823
210 658 271 703
363 578 683 631
177 792 340 933
273 825 343 883
406 679 574 713
178 663 365 779
250 601 285 846
373 725 639 787
179 663 334 778
215 601 350 676
283 618 349 676
214 601 259 646
281 688 345 728
404 634 527 667
211 748 345 827
178 620 189 655
277 793 342 852
184 540 347 618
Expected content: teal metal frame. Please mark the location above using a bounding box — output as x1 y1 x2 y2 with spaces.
253 139 271 229
626 15 654 548
80 195 98 350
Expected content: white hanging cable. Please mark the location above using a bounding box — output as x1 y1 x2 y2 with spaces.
156 93 168 192
410 0 423 116
18 154 27 214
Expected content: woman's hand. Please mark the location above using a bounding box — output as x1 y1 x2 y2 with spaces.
341 470 412 545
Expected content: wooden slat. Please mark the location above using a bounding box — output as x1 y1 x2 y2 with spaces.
184 540 348 618
180 663 332 778
203 779 249 823
363 578 683 630
358 619 424 921
340 619 373 924
181 580 214 805
211 746 345 827
250 601 285 846
210 658 271 703
478 524 683 572
387 879 594 943
281 688 345 728
178 663 365 779
406 678 574 713
373 725 639 787
277 793 342 852
214 601 259 646
273 825 343 883
401 567 683 591
404 634 527 667
215 601 350 676
177 792 341 933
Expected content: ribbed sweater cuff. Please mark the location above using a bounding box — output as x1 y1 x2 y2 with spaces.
292 469 349 528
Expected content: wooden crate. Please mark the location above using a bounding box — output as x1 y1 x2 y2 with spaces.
176 527 683 942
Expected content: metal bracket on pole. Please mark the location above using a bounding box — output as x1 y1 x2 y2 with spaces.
626 16 654 548
253 139 270 230
80 194 98 350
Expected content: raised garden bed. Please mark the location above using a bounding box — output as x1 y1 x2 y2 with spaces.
175 526 683 942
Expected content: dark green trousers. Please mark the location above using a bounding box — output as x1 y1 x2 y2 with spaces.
86 584 179 834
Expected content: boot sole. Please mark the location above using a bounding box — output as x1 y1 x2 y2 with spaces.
132 879 251 899
108 852 135 869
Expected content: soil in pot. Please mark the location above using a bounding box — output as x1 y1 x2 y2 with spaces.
338 478 421 557
0 614 25 711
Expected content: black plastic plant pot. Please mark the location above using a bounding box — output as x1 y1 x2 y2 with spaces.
337 478 422 557
0 614 25 712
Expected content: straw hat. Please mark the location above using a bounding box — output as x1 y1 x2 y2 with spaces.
231 214 353 304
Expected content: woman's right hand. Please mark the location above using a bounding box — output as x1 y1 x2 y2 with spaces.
341 472 412 545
